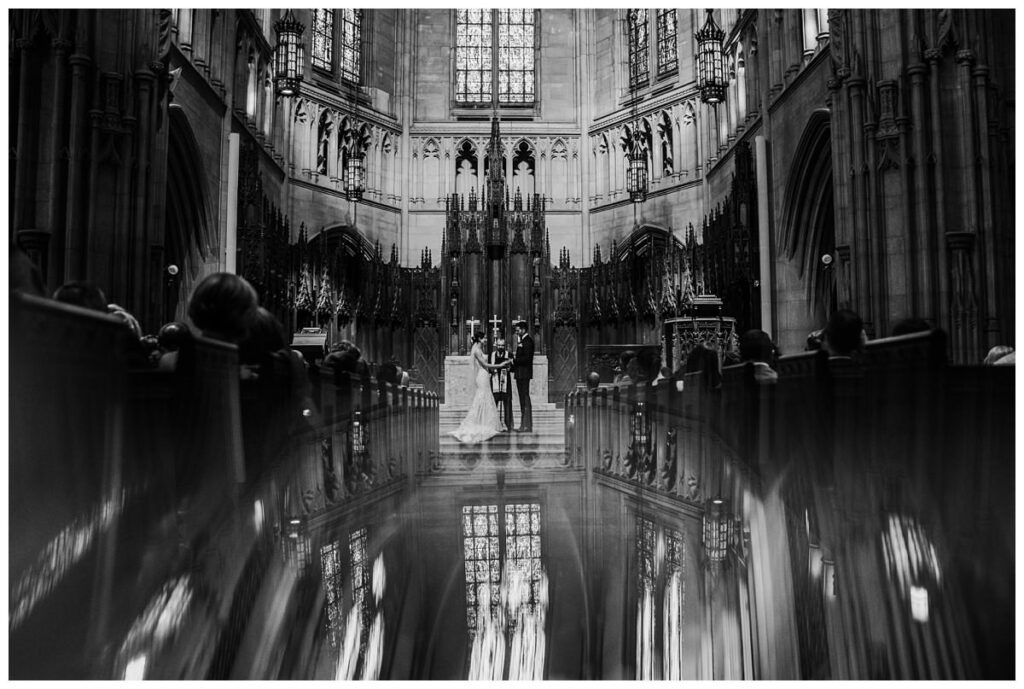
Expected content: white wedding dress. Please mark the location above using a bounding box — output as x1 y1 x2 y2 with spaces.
451 343 502 444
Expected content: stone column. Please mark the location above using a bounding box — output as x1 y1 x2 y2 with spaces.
13 38 36 235
46 38 73 291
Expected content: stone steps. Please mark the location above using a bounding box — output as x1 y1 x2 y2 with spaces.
429 406 569 474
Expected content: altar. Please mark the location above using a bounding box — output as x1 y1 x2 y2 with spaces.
443 355 549 409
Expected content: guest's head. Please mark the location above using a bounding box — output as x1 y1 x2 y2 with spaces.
53 281 108 312
984 345 1015 366
891 318 931 337
187 272 259 343
325 340 362 372
158 321 193 351
805 329 824 351
739 329 774 364
239 307 286 365
586 371 601 389
107 304 143 339
685 344 722 390
823 309 866 357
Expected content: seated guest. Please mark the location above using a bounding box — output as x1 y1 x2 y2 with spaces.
187 272 260 344
739 329 779 384
10 241 45 297
377 360 400 386
984 345 1015 366
53 281 108 312
613 350 637 384
685 344 722 391
822 309 867 359
805 329 825 351
107 303 143 340
325 340 363 374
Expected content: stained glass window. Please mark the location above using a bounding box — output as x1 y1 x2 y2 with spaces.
312 9 334 71
628 9 649 89
321 541 344 647
456 10 535 106
497 10 535 104
340 9 362 83
456 9 493 104
656 10 677 75
349 527 370 624
462 504 502 633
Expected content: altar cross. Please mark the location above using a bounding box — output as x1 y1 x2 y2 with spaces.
465 317 481 337
489 313 503 338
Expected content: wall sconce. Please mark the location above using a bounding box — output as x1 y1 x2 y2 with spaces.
273 9 305 97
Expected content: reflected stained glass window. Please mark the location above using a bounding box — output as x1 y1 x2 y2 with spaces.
637 516 655 586
497 10 535 104
312 9 334 71
349 527 370 624
321 541 343 647
656 10 677 75
462 503 543 634
456 9 493 104
628 9 649 89
340 9 362 83
462 504 502 633
505 503 542 609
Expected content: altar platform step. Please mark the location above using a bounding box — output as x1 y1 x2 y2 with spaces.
429 406 571 476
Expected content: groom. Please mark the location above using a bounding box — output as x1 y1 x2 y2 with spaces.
511 320 534 433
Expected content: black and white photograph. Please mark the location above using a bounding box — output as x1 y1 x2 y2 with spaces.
7 7 1016 680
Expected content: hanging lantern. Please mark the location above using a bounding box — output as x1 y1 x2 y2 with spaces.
702 497 734 563
345 151 366 201
274 9 305 96
695 9 726 104
626 145 648 203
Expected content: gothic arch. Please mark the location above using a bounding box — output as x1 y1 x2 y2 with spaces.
614 223 681 260
779 109 836 317
164 105 213 320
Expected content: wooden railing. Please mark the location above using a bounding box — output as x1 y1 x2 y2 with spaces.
8 292 439 679
565 329 1013 679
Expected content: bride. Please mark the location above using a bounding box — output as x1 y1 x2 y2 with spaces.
451 331 511 444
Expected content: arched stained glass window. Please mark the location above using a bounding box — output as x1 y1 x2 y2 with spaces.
340 9 362 83
656 9 677 75
312 8 333 70
628 9 649 89
456 9 535 107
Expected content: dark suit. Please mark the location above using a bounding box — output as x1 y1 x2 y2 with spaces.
512 332 534 431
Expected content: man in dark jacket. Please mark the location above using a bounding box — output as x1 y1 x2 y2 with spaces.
511 320 534 433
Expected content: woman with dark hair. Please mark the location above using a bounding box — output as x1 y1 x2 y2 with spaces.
187 272 259 343
451 331 511 444
684 344 722 391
